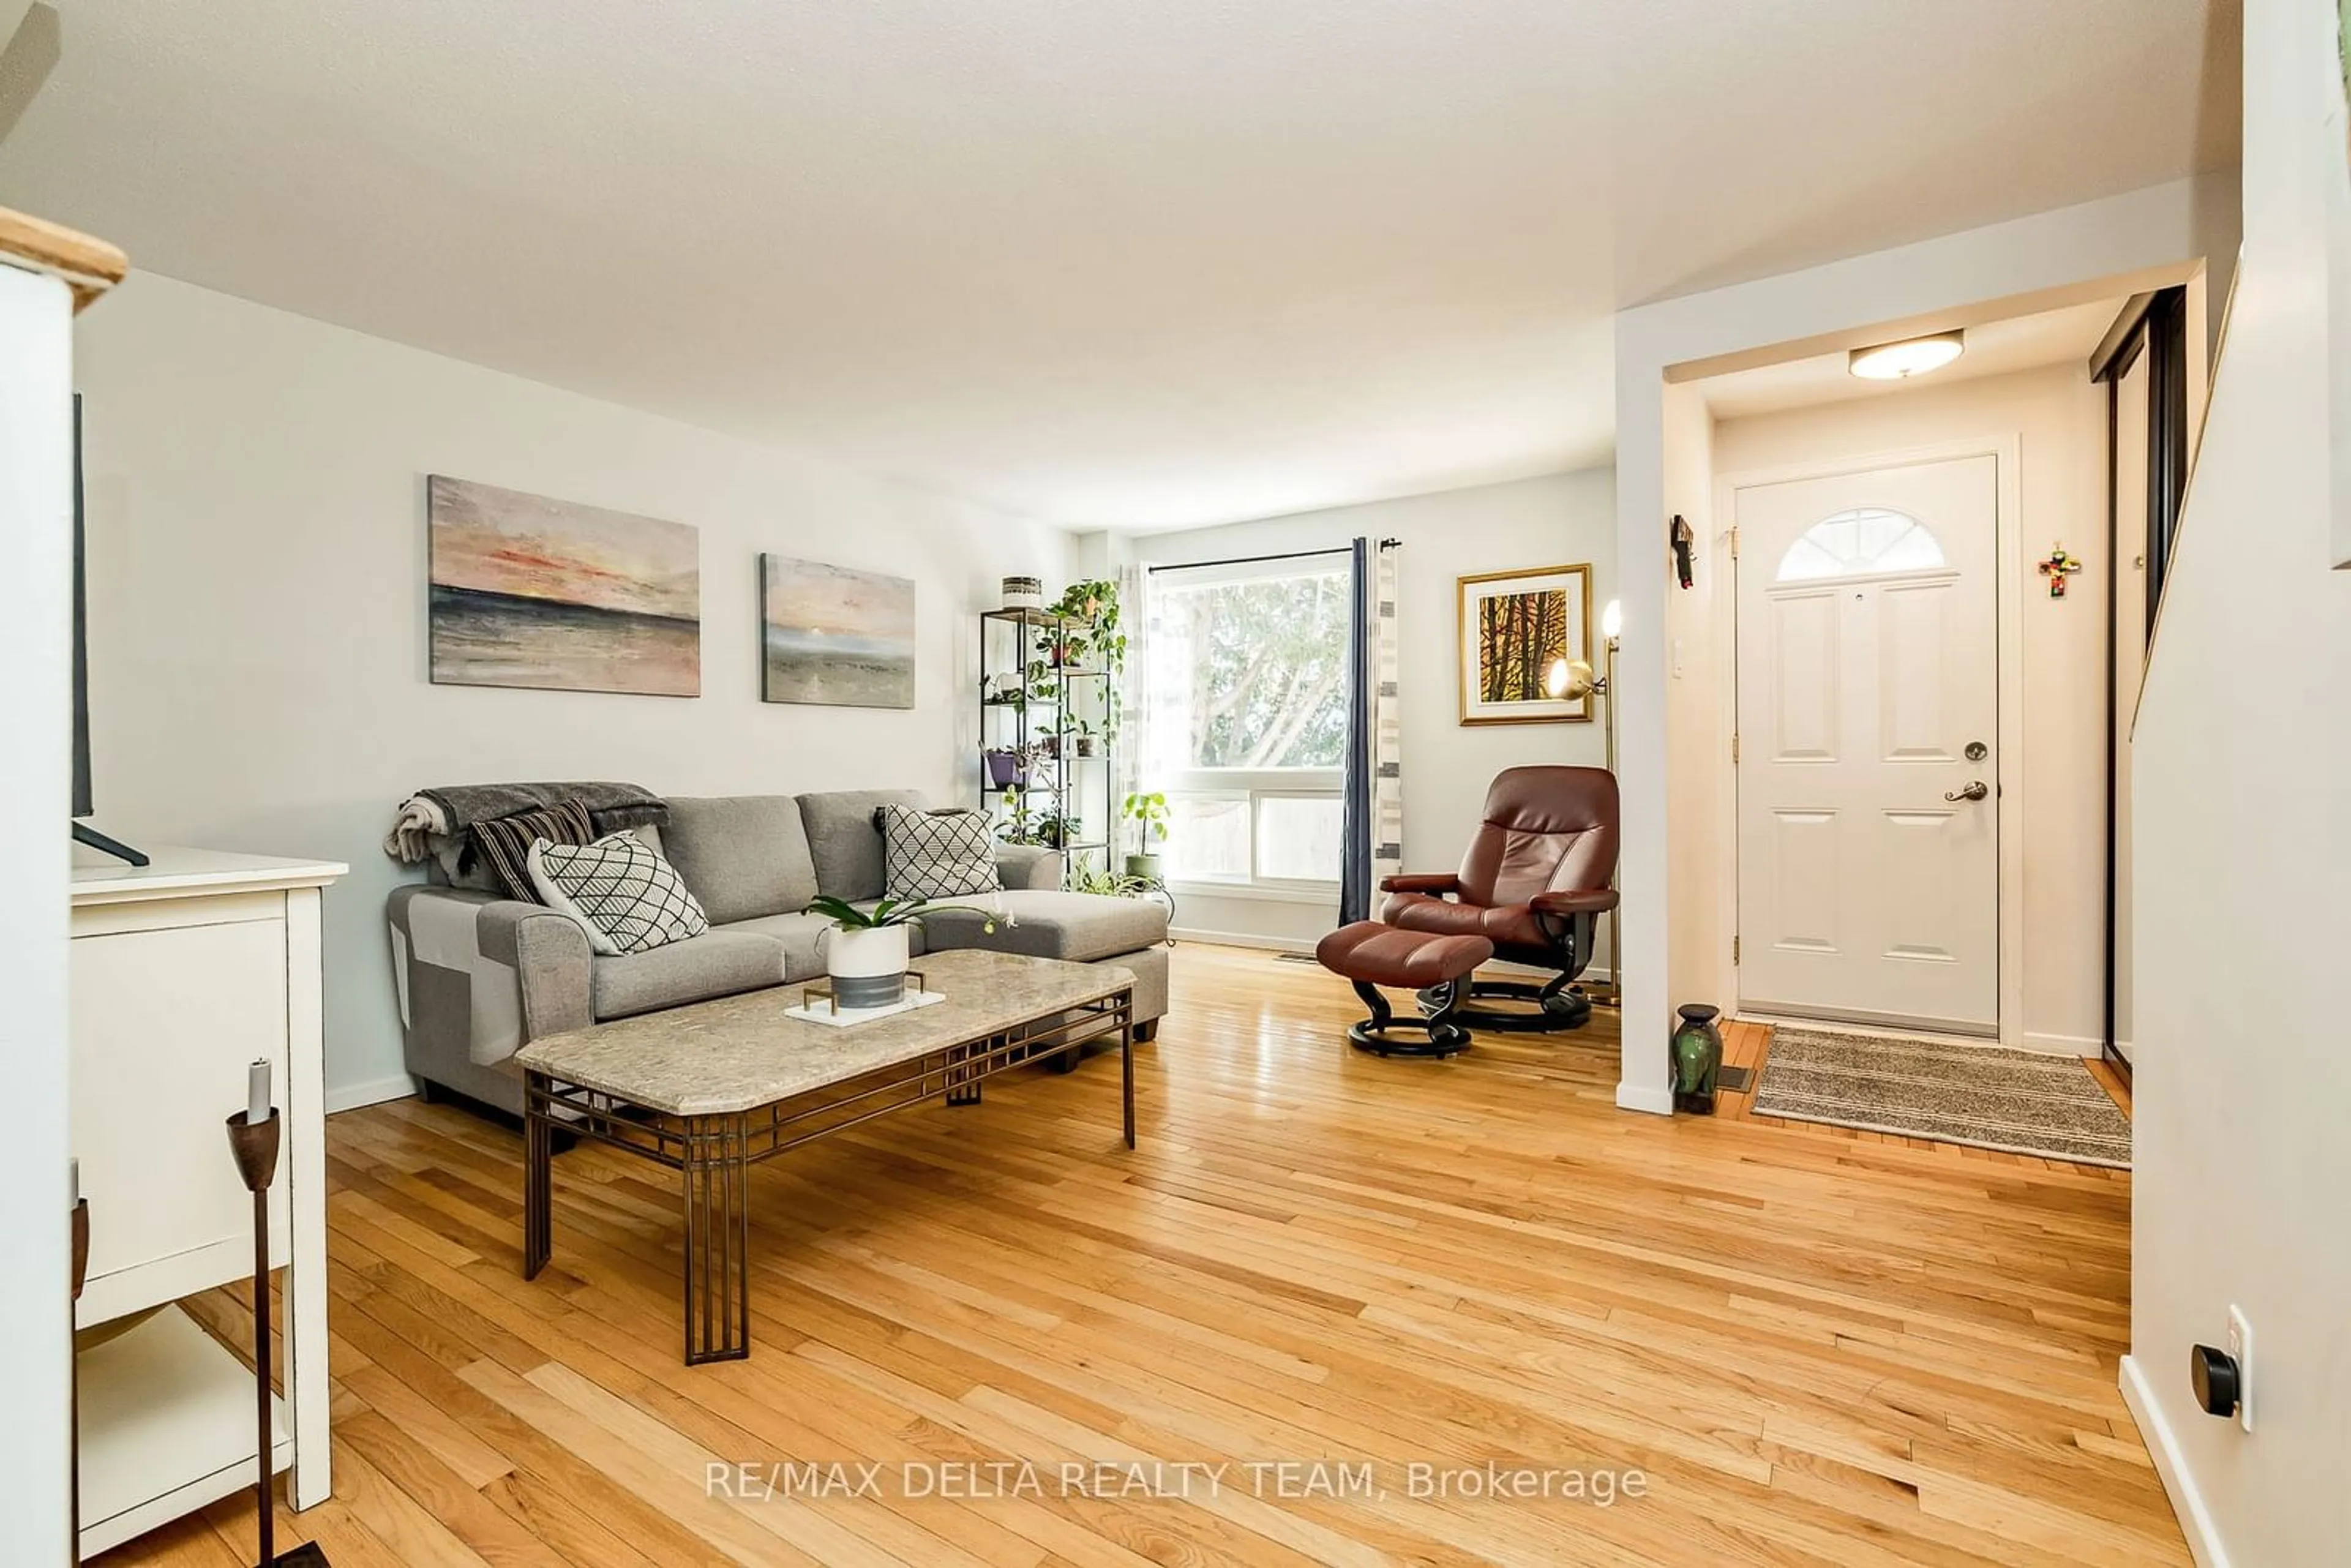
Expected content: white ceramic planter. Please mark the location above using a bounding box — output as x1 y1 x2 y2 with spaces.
824 923 910 1008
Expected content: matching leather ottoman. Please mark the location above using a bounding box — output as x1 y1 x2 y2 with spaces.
1315 921 1493 1057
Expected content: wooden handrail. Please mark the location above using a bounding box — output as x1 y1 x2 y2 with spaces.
0 206 125 311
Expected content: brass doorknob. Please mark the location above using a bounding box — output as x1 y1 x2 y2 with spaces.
1944 781 1990 803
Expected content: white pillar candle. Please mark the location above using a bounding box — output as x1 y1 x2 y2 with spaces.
247 1058 271 1125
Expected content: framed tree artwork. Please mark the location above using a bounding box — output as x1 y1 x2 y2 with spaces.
1457 563 1593 725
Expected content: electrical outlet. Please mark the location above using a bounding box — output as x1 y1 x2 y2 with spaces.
2227 1305 2254 1433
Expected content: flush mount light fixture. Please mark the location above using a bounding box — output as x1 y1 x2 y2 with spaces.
1848 329 1965 381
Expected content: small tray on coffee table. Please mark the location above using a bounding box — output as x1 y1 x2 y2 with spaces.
785 972 945 1027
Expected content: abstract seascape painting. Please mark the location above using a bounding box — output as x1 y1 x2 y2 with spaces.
760 555 916 708
428 476 700 697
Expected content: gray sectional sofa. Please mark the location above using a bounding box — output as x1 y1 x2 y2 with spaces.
386 788 1169 1114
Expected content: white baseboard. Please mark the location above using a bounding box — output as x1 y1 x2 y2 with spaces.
2015 1030 2104 1059
1166 930 1619 986
1169 928 1316 953
2119 1354 2231 1568
1615 1081 1674 1116
325 1073 418 1115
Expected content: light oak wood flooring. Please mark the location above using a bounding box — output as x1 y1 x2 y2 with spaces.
98 943 2181 1566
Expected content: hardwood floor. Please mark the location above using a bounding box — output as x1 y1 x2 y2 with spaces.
99 944 2184 1566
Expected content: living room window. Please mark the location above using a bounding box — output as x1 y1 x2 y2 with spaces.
1143 554 1349 895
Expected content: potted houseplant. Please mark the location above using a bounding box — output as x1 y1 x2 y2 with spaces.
1043 579 1128 748
1123 792 1171 879
805 893 1008 1009
1071 721 1099 759
983 738 1051 789
994 800 1078 851
1059 580 1112 622
1070 866 1148 898
1023 659 1060 709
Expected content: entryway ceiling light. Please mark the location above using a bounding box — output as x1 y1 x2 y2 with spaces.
1848 329 1964 381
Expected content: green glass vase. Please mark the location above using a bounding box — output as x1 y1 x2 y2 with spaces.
1671 1003 1722 1115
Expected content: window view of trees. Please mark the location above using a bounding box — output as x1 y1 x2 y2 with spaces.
1476 587 1569 702
1152 568 1351 770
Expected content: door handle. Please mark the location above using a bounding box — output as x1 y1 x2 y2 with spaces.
1944 781 1990 803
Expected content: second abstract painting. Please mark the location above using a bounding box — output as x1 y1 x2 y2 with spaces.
760 554 917 708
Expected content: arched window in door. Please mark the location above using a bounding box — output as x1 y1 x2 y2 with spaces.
1775 506 1946 581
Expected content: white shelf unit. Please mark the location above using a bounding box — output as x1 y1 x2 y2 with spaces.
70 846 343 1559
76 1307 293 1557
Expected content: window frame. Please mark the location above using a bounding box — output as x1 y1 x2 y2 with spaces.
1773 505 1949 583
1158 770 1345 897
1144 555 1351 899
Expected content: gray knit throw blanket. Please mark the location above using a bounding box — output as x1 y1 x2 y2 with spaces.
383 781 669 865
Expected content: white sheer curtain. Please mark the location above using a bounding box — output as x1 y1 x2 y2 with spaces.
1370 542 1404 889
1115 560 1153 868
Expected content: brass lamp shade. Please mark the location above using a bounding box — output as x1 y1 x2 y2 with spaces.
1545 657 1598 701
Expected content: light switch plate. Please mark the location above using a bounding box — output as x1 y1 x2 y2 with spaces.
2227 1304 2253 1432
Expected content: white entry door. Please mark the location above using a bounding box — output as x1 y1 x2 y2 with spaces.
1735 455 1999 1033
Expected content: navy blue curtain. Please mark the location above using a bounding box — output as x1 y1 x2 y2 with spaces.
1338 537 1373 925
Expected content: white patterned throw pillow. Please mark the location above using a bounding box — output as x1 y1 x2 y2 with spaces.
527 832 709 956
879 805 1002 901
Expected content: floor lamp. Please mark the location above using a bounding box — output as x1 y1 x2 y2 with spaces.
1547 599 1622 1007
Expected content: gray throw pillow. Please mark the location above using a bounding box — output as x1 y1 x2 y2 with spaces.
879 806 1002 902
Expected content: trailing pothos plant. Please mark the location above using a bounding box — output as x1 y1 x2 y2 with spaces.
1068 866 1153 899
1039 578 1127 746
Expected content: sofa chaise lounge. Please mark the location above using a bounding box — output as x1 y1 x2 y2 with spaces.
387 788 1169 1114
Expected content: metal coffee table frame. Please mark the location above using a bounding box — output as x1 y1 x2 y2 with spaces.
522 988 1133 1365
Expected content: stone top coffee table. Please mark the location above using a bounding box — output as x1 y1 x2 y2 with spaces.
516 948 1136 1364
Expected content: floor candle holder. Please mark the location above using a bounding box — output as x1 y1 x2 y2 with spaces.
225 1088 327 1567
70 1166 88 1566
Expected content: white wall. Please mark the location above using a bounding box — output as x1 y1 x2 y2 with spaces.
73 274 1073 1104
1115 470 1618 950
1660 383 1722 1011
1710 362 2112 1052
0 255 77 1566
2125 1 2351 1562
1614 171 2239 1114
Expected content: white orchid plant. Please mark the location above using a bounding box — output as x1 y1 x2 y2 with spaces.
806 891 1014 934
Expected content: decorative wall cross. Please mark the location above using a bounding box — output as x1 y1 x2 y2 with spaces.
2036 546 2083 599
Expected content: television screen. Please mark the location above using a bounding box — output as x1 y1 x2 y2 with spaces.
71 392 90 820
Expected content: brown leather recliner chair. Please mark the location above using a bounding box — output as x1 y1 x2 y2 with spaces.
1379 764 1619 1031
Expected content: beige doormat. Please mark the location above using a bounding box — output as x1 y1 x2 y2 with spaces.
1750 1027 2131 1168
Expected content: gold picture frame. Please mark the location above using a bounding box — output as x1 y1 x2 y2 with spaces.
1457 563 1594 726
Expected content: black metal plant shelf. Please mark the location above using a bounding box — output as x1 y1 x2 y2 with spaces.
978 606 1116 891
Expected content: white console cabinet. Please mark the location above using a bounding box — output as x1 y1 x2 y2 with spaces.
70 846 344 1558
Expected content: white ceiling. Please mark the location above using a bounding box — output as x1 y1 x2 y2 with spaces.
0 1 2238 531
1696 299 2131 421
